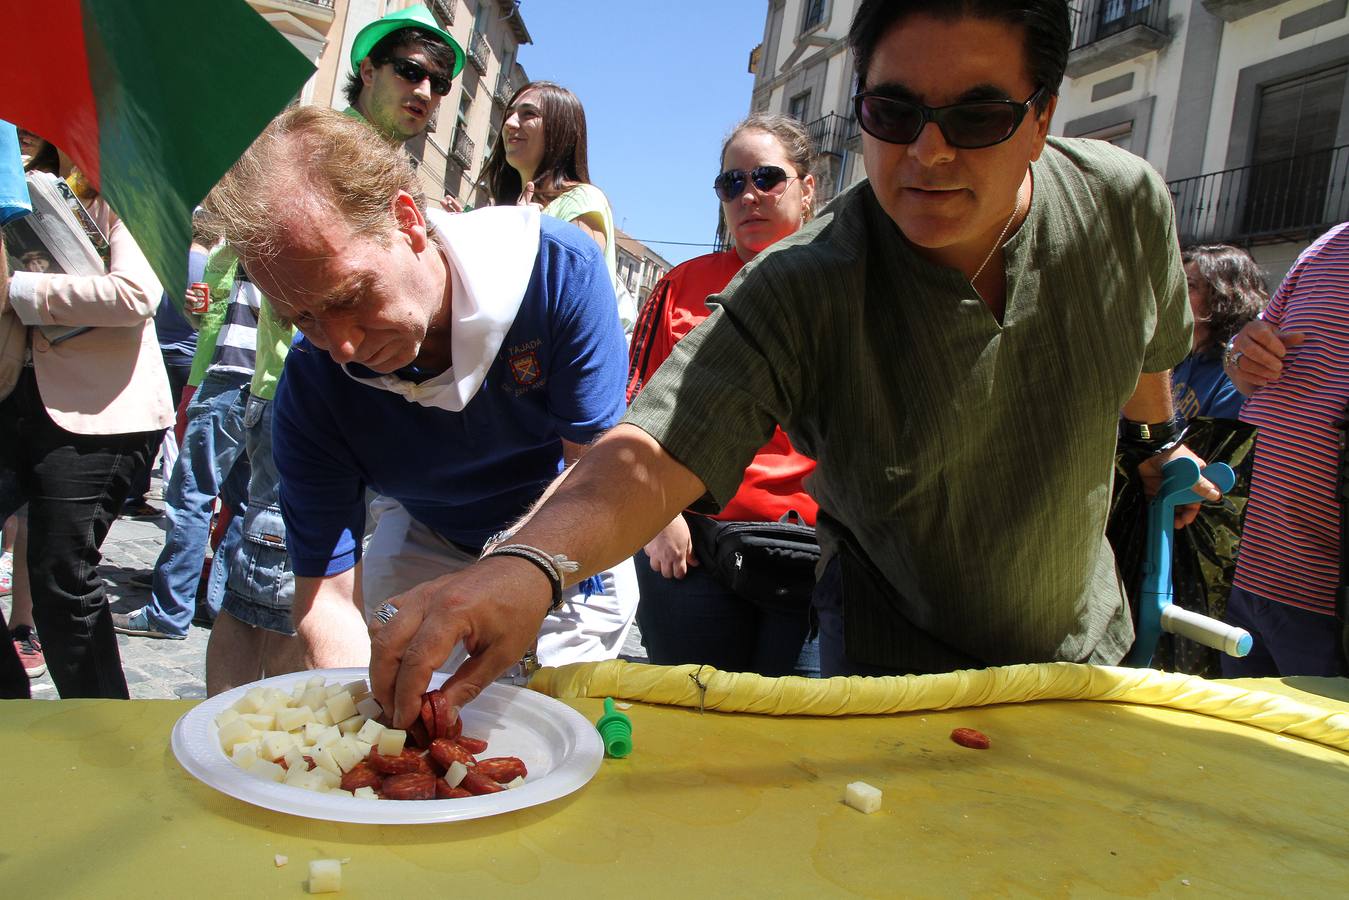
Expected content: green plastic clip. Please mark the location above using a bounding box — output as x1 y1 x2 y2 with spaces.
595 697 633 758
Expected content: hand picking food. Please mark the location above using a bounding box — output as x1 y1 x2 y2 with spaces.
214 675 527 800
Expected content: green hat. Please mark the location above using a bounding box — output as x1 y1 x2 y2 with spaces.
350 4 465 80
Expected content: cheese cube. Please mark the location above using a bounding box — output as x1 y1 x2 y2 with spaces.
313 766 341 790
353 740 372 758
337 715 368 736
309 859 342 893
291 683 308 701
260 730 295 761
259 694 291 717
325 683 346 699
306 674 327 689
325 691 357 724
376 729 406 757
275 706 317 733
444 761 468 788
355 696 383 721
217 718 255 754
283 747 307 772
303 721 328 745
231 741 260 770
248 759 286 783
353 786 380 800
505 776 525 790
330 740 363 773
311 747 342 777
844 781 883 814
355 719 385 745
214 708 241 728
314 708 334 727
241 712 275 731
343 679 369 698
234 687 268 714
301 687 327 712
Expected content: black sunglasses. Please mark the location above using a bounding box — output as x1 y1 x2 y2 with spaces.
713 165 796 202
387 56 451 96
853 86 1045 149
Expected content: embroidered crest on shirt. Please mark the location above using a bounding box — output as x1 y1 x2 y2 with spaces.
510 351 541 385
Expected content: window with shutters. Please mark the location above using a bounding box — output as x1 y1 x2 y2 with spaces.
1244 65 1347 235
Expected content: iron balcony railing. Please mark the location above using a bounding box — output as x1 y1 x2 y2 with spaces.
806 113 853 158
1070 0 1169 50
468 31 490 75
1169 144 1349 246
429 0 455 26
492 71 519 108
450 127 475 170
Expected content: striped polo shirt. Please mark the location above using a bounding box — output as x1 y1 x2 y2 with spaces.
209 266 261 376
1235 222 1349 615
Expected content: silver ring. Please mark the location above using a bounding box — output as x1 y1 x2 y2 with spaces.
373 602 398 625
1230 350 1244 368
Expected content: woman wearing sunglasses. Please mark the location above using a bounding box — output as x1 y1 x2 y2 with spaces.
625 113 819 677
480 81 634 336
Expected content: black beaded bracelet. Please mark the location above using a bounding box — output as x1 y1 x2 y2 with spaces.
481 545 564 612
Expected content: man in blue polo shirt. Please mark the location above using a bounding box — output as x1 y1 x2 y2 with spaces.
208 105 637 672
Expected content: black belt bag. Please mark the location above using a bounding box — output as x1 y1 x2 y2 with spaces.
686 511 820 611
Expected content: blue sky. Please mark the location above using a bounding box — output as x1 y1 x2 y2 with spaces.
514 1 766 265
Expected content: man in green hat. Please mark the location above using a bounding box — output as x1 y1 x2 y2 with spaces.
343 4 465 144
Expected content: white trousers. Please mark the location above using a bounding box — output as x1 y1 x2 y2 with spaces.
361 496 638 673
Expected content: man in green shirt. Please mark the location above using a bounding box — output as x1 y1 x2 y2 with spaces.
205 5 464 693
366 0 1218 728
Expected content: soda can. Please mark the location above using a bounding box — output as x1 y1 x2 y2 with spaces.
188 282 211 314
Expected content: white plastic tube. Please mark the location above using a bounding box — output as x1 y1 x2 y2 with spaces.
1161 605 1253 658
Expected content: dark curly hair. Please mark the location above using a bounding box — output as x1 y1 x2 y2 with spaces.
1182 244 1269 357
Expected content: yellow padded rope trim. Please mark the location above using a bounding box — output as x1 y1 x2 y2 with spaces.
529 660 1349 753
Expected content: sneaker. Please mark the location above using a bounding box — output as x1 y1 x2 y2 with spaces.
0 553 12 596
10 624 46 678
121 500 162 519
111 608 186 640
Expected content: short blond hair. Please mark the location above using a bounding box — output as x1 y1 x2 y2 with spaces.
209 105 425 258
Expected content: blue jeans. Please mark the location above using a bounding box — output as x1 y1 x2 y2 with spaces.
146 370 250 636
1220 585 1347 678
222 395 296 635
634 549 817 677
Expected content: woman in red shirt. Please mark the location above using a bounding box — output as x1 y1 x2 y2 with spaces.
626 114 818 676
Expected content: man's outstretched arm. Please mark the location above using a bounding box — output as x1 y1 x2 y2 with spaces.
368 424 707 727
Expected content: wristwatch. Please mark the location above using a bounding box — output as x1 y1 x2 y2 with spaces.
1118 416 1186 455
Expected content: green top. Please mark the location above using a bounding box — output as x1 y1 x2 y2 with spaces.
624 137 1192 671
251 300 295 401
187 244 240 387
544 184 617 287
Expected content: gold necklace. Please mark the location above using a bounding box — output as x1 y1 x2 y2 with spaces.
970 183 1025 291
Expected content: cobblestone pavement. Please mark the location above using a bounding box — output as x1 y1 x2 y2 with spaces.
6 476 646 701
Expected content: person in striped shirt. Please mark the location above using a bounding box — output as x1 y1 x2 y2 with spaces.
1220 223 1349 677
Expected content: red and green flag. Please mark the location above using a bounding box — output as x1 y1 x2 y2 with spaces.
0 0 313 298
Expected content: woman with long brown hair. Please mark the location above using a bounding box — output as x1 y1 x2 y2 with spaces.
480 81 632 333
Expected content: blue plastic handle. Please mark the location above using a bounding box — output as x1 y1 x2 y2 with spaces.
1124 458 1237 668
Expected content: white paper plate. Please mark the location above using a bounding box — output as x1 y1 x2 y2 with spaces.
171 668 603 824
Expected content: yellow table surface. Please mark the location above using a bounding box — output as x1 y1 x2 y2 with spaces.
3 678 1348 899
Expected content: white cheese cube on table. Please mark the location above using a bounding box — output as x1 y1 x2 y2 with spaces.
353 786 380 800
337 715 367 736
214 708 241 728
844 781 883 814
309 858 342 893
